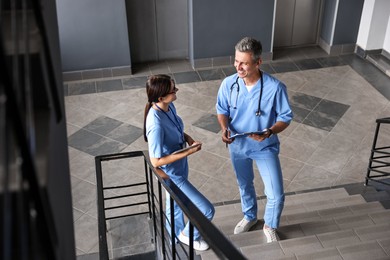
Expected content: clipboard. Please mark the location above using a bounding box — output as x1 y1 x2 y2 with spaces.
229 130 267 139
172 143 201 155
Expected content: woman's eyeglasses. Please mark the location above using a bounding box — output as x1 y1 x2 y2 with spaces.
167 87 178 95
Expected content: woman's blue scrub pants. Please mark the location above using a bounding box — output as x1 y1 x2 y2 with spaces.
231 151 284 229
165 178 215 240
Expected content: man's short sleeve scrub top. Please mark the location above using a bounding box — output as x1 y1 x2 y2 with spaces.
216 72 293 153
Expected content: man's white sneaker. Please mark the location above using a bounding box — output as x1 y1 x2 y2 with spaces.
178 232 209 251
234 218 258 234
263 226 280 243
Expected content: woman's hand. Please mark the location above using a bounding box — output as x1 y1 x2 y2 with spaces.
186 141 202 155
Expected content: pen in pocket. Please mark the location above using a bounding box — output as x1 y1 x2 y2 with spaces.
225 129 228 148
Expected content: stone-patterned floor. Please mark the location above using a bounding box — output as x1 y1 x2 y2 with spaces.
66 49 390 256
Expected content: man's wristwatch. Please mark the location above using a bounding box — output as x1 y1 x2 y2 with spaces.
267 128 274 138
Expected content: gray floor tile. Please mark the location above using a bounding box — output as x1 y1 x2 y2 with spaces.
122 76 148 89
286 211 322 225
106 124 143 145
299 219 340 236
173 71 201 84
349 201 385 214
74 214 99 253
355 223 390 241
334 195 366 207
279 235 323 255
334 214 375 230
107 215 154 257
294 59 323 70
314 99 350 118
290 105 311 123
278 224 305 240
271 61 300 73
222 66 236 76
317 229 361 248
338 241 388 260
85 137 127 156
198 68 226 81
317 206 353 218
96 79 123 93
68 81 96 95
378 238 390 256
84 116 123 136
192 113 220 133
241 243 288 260
296 248 342 260
290 92 322 110
369 210 390 224
229 230 266 248
68 129 105 153
316 56 347 68
303 110 340 131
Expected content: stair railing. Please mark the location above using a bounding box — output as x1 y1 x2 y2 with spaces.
95 150 246 260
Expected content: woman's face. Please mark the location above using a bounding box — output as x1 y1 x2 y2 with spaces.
163 81 178 102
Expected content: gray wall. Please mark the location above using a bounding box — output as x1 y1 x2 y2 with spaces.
320 0 364 46
320 0 337 45
190 0 275 59
56 0 364 73
333 0 364 45
56 0 130 71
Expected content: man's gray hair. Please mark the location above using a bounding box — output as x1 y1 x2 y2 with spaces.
235 37 262 62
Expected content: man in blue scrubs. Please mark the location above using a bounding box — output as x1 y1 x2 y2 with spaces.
216 37 293 243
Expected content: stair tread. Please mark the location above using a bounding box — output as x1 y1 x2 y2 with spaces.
200 183 390 260
234 239 390 260
212 195 377 230
205 202 389 257
213 188 366 221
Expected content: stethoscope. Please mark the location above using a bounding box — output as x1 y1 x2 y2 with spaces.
228 70 264 116
154 103 185 145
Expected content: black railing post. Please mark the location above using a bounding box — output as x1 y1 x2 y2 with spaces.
148 167 157 244
189 224 194 260
170 197 176 260
95 157 109 260
144 160 152 219
158 182 166 258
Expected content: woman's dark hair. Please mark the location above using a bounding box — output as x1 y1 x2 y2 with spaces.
143 74 174 142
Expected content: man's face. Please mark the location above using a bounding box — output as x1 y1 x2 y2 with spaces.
234 50 261 79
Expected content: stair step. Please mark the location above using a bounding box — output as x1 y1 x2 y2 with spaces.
225 207 389 248
196 207 390 260
203 184 390 259
213 187 363 221
367 53 390 77
235 238 390 260
212 195 377 234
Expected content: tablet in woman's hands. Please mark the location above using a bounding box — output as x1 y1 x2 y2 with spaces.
172 143 201 154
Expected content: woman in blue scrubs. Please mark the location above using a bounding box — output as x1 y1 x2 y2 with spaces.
143 74 214 251
216 37 293 243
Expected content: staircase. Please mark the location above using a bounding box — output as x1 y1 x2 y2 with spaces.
366 52 390 77
199 181 390 260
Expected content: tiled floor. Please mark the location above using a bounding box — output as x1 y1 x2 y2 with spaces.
65 47 390 256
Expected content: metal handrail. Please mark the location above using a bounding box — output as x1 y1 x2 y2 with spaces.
95 150 246 259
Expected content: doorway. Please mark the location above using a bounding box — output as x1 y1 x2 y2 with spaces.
274 0 322 48
125 0 189 63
